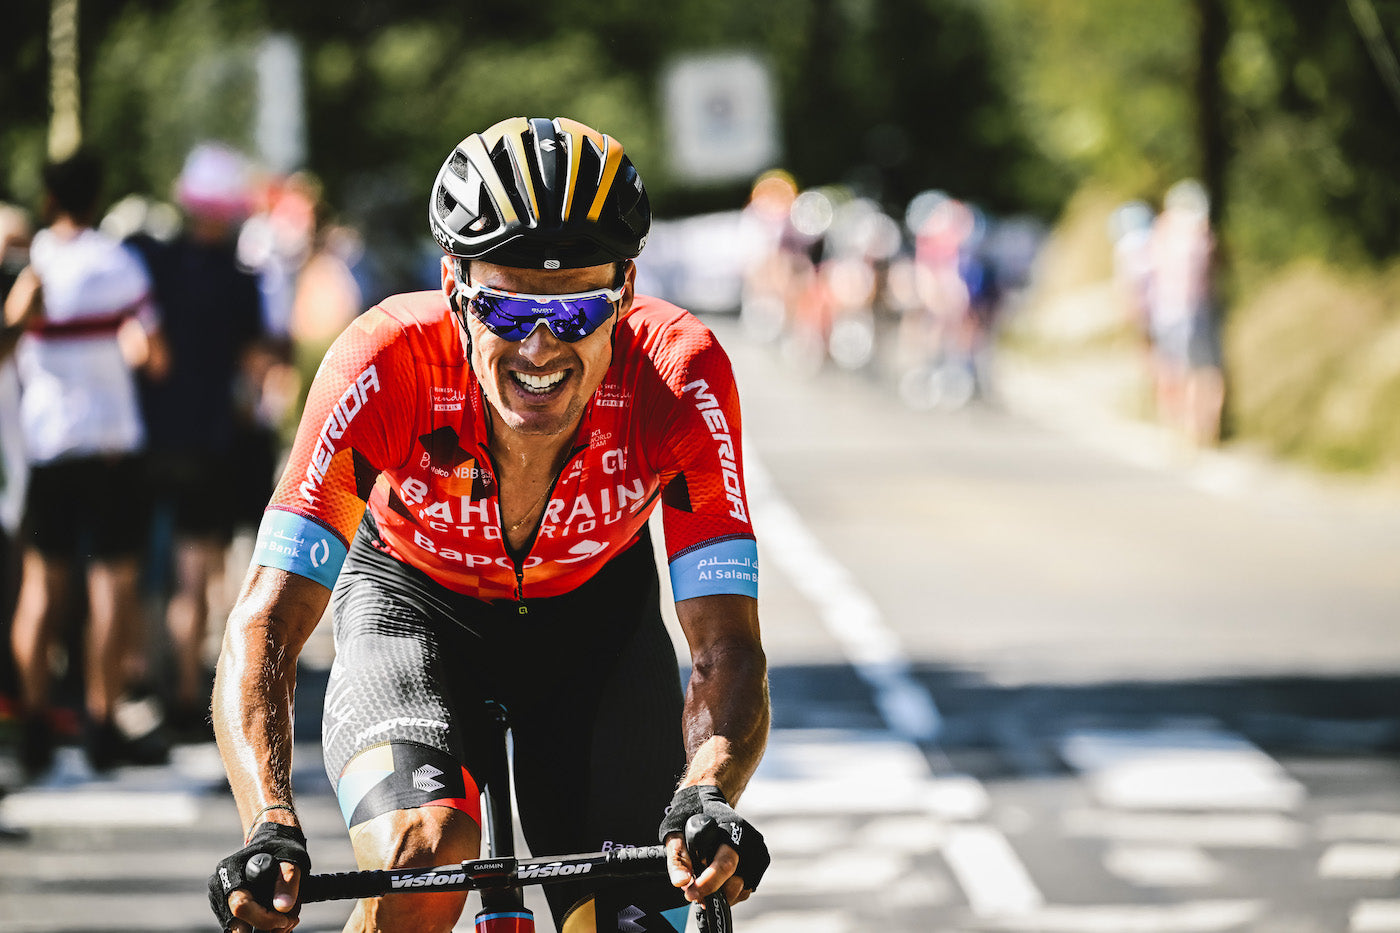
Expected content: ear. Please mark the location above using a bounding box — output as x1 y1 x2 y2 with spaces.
440 255 458 300
617 259 637 317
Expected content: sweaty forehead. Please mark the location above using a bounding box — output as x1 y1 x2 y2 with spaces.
467 259 616 295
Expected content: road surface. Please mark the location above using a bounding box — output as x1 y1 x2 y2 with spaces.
2 316 1398 933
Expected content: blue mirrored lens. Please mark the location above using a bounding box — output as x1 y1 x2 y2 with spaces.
469 293 616 342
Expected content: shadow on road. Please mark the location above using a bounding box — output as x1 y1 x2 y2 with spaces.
769 661 1400 772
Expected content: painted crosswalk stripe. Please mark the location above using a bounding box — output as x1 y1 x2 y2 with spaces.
1352 900 1400 933
1062 809 1305 848
1059 727 1305 811
1 789 200 827
1319 844 1400 880
941 824 1044 917
1103 844 1223 886
743 729 986 820
745 452 941 743
970 899 1262 932
1322 813 1400 842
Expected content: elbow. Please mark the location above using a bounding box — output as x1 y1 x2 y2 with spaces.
692 639 767 686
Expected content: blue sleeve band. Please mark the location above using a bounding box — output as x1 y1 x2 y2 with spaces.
669 537 759 601
252 509 348 590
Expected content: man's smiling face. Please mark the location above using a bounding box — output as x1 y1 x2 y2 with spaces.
446 258 633 438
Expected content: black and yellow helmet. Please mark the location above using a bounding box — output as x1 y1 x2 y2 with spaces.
429 116 651 269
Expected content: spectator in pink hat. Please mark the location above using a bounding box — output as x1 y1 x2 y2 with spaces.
126 143 281 741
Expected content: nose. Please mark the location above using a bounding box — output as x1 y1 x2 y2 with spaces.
517 320 564 360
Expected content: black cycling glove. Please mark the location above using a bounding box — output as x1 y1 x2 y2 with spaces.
659 784 770 890
208 822 311 932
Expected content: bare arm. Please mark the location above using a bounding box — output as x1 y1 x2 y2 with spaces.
666 593 769 906
0 266 41 362
213 566 330 834
675 593 770 801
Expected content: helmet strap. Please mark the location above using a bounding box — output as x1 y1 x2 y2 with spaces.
448 258 474 360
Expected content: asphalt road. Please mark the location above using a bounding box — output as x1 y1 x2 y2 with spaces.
2 315 1398 933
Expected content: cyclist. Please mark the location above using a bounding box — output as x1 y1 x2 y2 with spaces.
209 117 771 933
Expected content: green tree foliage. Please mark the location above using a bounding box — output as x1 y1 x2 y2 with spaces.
1223 0 1400 271
1 0 1045 230
4 0 1395 273
86 0 260 202
984 0 1400 269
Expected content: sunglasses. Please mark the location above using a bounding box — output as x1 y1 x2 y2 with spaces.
456 279 624 343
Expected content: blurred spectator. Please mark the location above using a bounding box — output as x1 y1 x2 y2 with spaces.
239 170 361 435
237 171 316 342
0 205 32 719
1109 200 1157 344
3 150 167 778
126 143 280 739
1147 179 1224 447
291 218 363 348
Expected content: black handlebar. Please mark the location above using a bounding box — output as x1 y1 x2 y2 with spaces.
248 845 668 903
248 825 734 929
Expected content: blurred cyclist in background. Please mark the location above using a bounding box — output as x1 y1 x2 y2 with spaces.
738 169 801 344
3 150 167 778
896 193 979 408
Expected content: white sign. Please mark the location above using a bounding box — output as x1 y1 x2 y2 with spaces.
256 34 306 173
662 51 780 184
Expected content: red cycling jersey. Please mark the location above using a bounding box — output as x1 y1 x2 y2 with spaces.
252 290 757 604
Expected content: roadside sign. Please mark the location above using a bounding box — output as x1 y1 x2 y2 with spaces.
662 51 780 185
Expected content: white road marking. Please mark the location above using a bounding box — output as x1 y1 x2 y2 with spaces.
1103 844 1223 886
1352 900 1400 933
941 824 1044 917
855 814 948 854
1319 843 1400 880
972 899 1263 932
743 730 987 821
0 895 228 933
1063 809 1305 848
1059 727 1305 811
757 850 910 895
745 453 941 742
757 816 851 856
729 910 856 933
0 789 199 827
1321 813 1400 841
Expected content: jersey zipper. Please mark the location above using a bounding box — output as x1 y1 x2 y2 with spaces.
484 444 587 614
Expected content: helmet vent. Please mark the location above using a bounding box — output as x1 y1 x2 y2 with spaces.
429 116 650 266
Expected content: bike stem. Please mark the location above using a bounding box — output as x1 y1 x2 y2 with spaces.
477 701 532 933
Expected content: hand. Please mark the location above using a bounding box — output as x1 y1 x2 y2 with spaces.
659 785 770 906
208 822 310 932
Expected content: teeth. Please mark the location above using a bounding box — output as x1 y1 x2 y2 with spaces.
514 371 566 392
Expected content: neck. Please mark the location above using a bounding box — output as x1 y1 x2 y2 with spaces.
485 408 578 474
48 216 86 239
